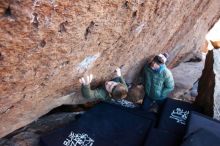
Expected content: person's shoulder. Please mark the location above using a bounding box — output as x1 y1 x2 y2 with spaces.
95 87 109 99
144 64 151 71
111 77 121 83
163 66 173 78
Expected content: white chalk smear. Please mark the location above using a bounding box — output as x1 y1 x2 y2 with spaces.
77 53 100 72
134 23 145 37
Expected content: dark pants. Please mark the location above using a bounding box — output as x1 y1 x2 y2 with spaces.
142 95 166 112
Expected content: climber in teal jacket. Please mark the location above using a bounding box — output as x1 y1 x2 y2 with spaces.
141 53 174 110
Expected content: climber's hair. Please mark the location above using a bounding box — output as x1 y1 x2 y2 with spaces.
111 84 128 99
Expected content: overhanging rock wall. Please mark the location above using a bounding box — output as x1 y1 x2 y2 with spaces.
0 0 220 138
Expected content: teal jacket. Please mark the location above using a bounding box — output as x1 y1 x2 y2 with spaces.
81 77 128 100
142 65 174 100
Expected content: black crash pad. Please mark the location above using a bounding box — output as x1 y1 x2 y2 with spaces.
40 102 156 146
158 98 201 136
185 111 220 137
181 129 220 146
144 128 181 146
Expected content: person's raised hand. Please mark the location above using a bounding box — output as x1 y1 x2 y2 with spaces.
79 74 93 85
115 67 122 77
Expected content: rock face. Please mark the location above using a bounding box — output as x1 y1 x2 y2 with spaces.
213 48 220 120
195 44 220 119
195 50 215 117
0 0 219 137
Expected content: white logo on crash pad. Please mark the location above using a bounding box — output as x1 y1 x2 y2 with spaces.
63 131 94 146
111 99 137 108
169 108 189 125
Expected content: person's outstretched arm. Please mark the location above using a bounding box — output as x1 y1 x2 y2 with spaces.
79 75 107 100
115 67 128 90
